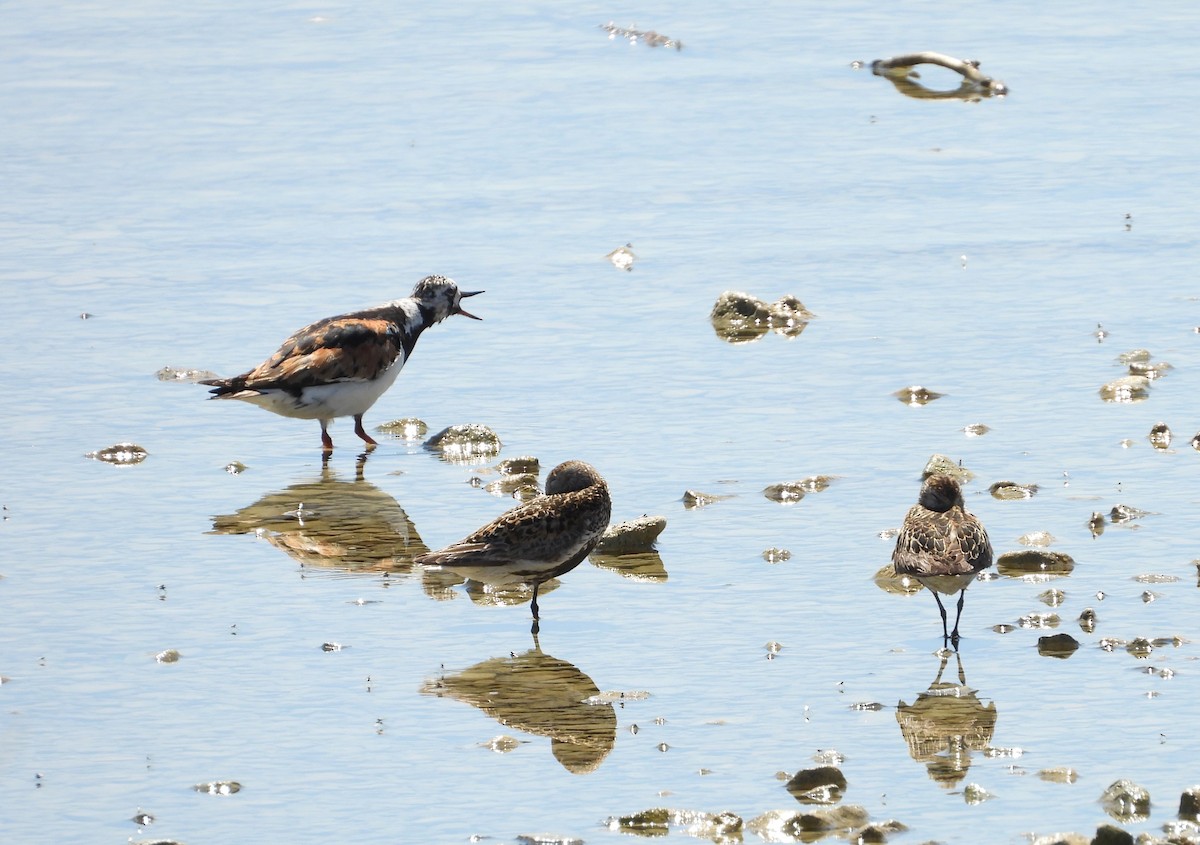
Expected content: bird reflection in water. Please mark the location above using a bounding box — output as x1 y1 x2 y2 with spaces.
420 633 618 774
209 453 461 597
896 650 997 787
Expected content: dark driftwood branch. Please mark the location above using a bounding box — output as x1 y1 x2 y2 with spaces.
871 51 1007 98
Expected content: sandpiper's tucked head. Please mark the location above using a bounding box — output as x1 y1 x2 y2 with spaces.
411 275 484 323
918 474 965 513
545 460 606 495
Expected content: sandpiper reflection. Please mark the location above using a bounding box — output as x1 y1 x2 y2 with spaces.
896 650 997 788
420 633 618 774
209 455 460 597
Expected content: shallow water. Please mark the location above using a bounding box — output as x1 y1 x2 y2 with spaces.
3 2 1200 843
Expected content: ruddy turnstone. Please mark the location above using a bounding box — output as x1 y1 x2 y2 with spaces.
892 474 993 646
200 276 481 451
416 461 611 632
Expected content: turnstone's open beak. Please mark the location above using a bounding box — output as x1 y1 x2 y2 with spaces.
455 290 484 320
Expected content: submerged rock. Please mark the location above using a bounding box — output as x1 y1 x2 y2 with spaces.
1038 633 1080 658
762 548 791 563
747 806 870 841
1149 422 1172 450
494 456 540 476
1039 767 1079 784
922 454 974 482
156 365 218 382
1100 779 1151 823
710 290 771 343
605 243 636 271
962 423 990 437
193 780 241 795
86 442 149 465
1109 503 1152 523
1021 531 1057 547
609 807 669 833
769 295 815 338
997 550 1075 579
424 424 502 463
785 765 847 804
763 483 805 503
594 515 667 554
894 385 944 405
990 481 1038 500
1181 785 1200 820
710 290 812 343
1091 825 1134 845
376 417 428 440
682 490 733 509
1099 375 1150 403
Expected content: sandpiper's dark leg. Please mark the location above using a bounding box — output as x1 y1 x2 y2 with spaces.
931 592 950 642
950 590 968 643
320 420 334 453
530 583 541 620
353 414 378 447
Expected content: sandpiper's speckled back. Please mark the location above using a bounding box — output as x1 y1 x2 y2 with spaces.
892 475 993 579
415 460 611 583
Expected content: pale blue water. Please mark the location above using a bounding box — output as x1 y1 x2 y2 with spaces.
3 2 1200 843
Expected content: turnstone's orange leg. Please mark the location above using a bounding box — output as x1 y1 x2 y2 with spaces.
319 420 334 452
353 414 378 447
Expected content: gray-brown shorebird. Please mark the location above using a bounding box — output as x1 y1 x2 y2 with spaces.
200 276 482 452
415 461 612 632
892 474 993 646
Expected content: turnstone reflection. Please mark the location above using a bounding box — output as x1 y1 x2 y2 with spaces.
416 461 611 632
201 276 481 452
892 475 993 646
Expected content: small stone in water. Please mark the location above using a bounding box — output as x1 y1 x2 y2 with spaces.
922 454 974 482
1020 612 1060 629
1110 503 1151 523
224 461 246 475
1141 590 1158 603
482 735 522 753
963 423 990 437
849 702 884 711
86 443 149 465
1126 638 1154 658
424 424 502 462
193 780 241 795
762 548 791 563
812 749 845 765
784 766 847 804
894 384 944 405
1180 785 1200 820
376 417 428 440
1037 633 1079 658
321 642 345 652
682 490 732 508
605 243 636 271
494 456 540 475
1088 512 1106 537
993 623 1017 634
1078 608 1098 632
1100 778 1151 823
1038 766 1079 784
1021 531 1056 547
1149 422 1172 450
962 783 993 804
1134 573 1179 584
1099 375 1150 403
710 290 771 343
989 481 1038 500
156 365 218 382
764 640 783 655
763 482 806 503
595 515 667 554
1039 589 1066 607
155 649 181 664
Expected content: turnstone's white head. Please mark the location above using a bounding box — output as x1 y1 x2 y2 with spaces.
411 275 484 323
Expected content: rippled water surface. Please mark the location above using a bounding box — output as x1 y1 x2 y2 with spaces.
4 2 1200 843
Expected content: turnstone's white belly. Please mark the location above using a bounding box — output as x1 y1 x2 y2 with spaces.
241 359 403 421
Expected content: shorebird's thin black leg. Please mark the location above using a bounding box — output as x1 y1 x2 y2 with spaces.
950 590 968 643
932 592 950 642
530 584 541 620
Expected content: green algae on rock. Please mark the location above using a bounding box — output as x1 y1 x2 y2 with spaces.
376 417 428 440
